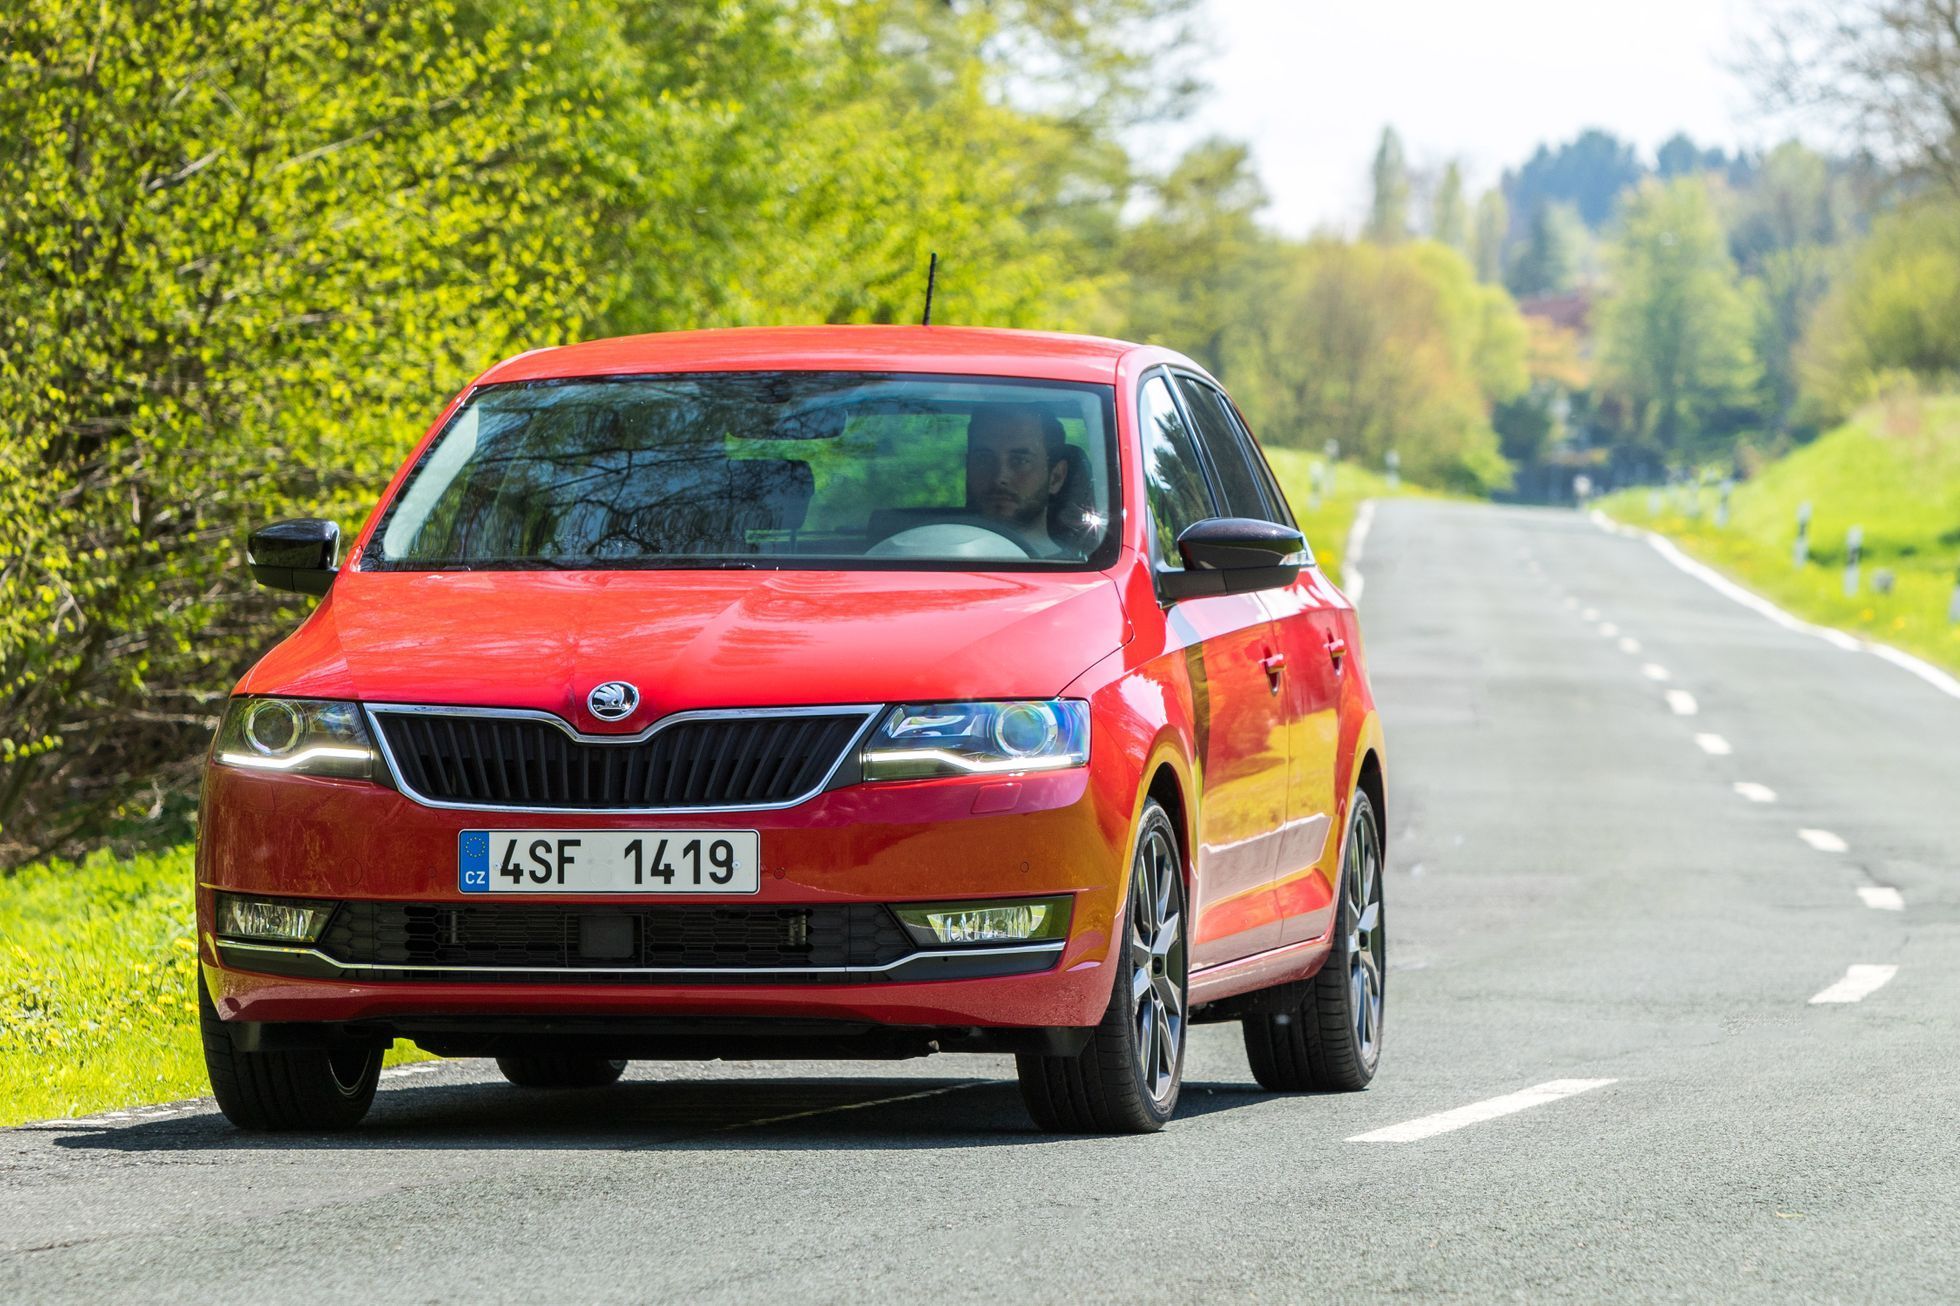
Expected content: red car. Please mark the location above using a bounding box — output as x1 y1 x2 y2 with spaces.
198 326 1387 1134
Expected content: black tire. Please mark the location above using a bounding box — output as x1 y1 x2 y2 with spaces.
1016 799 1188 1134
199 976 381 1130
1243 789 1384 1092
495 1054 629 1089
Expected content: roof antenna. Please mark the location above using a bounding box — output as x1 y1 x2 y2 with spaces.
921 251 939 326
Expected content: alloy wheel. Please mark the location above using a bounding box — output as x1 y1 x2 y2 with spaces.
1128 823 1187 1103
1345 809 1385 1069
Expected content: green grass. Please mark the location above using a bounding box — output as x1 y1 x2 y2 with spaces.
1265 451 1409 587
0 845 425 1127
1598 394 1960 675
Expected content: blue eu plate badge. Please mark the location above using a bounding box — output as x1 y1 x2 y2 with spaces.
459 830 491 893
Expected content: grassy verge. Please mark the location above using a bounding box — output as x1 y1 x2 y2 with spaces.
1597 395 1960 676
1265 451 1407 587
0 846 425 1127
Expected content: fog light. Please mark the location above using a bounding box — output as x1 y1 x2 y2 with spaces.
216 893 334 943
894 896 1071 946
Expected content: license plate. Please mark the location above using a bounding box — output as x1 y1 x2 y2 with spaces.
458 829 760 894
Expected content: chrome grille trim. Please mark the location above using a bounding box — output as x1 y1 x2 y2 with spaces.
364 702 883 814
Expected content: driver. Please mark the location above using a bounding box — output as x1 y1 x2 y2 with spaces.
965 404 1071 557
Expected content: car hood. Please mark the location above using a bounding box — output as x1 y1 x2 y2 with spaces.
241 568 1131 728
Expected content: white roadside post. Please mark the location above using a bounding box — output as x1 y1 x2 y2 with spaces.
1716 477 1733 528
1843 524 1862 598
1794 500 1811 567
1385 448 1400 491
1309 459 1325 510
1949 566 1960 625
1323 438 1340 497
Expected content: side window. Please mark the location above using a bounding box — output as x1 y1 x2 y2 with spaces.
1175 377 1274 521
1137 375 1216 565
1222 398 1299 531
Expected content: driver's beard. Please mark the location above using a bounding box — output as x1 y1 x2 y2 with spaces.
971 491 1048 530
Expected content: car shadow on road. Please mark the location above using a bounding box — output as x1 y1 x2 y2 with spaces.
42 1074 1279 1154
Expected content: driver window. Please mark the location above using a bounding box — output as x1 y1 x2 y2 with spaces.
1137 375 1215 567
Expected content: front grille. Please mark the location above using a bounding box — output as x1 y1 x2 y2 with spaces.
320 901 914 976
373 709 867 809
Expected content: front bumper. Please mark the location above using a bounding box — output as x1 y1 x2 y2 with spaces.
197 760 1131 1034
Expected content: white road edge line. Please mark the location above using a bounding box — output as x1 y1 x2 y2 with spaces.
1798 828 1849 853
1694 732 1732 755
1733 781 1777 803
1344 499 1375 605
1641 663 1670 681
1857 886 1904 911
1589 509 1960 702
1665 689 1699 716
1348 1078 1617 1144
1809 964 1898 1004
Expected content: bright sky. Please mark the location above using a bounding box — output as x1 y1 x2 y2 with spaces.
1177 0 1785 234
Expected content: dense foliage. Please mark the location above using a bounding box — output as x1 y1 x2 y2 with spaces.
0 0 1191 858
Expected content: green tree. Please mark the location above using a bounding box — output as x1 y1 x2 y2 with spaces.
1431 161 1468 250
1507 201 1588 297
1595 177 1761 459
1504 129 1644 229
1365 126 1410 244
1472 188 1509 283
1234 240 1524 492
1118 139 1270 374
1751 245 1838 435
1797 198 1960 418
0 0 688 848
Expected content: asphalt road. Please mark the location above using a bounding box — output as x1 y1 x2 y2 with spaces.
7 499 1960 1304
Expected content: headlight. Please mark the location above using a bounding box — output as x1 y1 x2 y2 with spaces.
213 697 377 779
861 700 1089 781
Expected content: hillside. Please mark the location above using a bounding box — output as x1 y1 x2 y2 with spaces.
1601 394 1960 672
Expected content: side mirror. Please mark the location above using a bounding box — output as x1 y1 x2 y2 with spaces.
1157 517 1307 601
247 518 341 597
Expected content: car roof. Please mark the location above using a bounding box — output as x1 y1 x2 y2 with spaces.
476 325 1151 388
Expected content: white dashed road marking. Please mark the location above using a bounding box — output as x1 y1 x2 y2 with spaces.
1582 607 1600 622
1809 965 1898 1004
1641 663 1670 681
1694 733 1732 755
1599 622 1620 638
1348 1079 1617 1143
1733 782 1777 803
1618 636 1641 654
1798 828 1848 853
1857 887 1904 911
1665 690 1698 716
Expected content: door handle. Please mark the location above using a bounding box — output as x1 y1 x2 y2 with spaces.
1260 652 1286 694
1325 636 1348 667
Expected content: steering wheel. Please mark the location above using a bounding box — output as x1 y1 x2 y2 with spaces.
866 519 1037 560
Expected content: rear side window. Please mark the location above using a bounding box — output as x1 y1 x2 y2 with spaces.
1175 376 1275 521
1137 375 1215 565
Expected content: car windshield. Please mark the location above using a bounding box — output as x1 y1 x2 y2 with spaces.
367 372 1119 571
